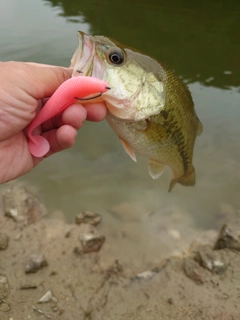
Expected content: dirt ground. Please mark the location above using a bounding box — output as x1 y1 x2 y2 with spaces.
0 184 240 320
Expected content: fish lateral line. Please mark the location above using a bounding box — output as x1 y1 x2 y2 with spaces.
71 32 203 191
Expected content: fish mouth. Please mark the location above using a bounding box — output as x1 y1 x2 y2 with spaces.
71 31 96 77
71 32 165 122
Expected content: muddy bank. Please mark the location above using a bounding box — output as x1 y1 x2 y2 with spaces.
0 185 240 320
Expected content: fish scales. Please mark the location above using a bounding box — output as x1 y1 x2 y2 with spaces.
71 31 203 191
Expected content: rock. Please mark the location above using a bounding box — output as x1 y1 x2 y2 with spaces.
134 270 157 281
211 260 227 274
184 257 211 284
75 211 102 226
0 233 8 250
38 290 57 303
65 230 71 238
106 260 124 275
0 302 11 312
214 224 240 251
78 224 105 253
80 232 105 253
0 275 10 299
25 254 48 273
73 246 83 256
197 245 227 274
167 298 174 305
32 305 54 318
20 283 38 290
2 185 47 225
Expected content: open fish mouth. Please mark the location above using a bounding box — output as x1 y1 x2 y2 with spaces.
70 31 203 190
71 32 96 77
71 32 166 121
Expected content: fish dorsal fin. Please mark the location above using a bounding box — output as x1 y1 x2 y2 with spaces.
119 138 137 162
148 159 165 179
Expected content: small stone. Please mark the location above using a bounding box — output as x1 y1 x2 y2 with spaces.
107 260 124 275
73 246 83 256
33 305 54 318
197 245 227 274
212 260 227 274
0 302 11 312
20 283 38 290
80 233 105 253
80 232 105 253
25 254 48 273
135 270 156 281
0 275 10 299
75 211 102 226
214 224 240 251
65 230 71 238
0 233 9 250
2 185 47 225
130 267 159 282
38 290 57 303
184 257 211 284
14 233 22 241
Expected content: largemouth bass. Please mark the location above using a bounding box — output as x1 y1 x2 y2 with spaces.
71 31 203 191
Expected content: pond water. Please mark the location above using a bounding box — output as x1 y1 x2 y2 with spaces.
0 0 240 260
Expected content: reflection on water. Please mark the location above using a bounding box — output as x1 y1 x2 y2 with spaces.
0 0 240 259
45 0 240 89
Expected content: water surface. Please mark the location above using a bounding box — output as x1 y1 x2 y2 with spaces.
0 0 240 260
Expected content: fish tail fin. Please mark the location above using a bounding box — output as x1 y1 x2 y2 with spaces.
168 166 196 192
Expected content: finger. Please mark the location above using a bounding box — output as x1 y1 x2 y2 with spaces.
84 102 108 121
43 125 78 157
24 99 44 136
31 65 73 99
5 62 73 99
42 103 87 131
26 62 73 70
61 103 87 129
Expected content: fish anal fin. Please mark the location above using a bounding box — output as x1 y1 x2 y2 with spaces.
148 159 165 180
168 166 196 192
197 118 203 136
119 138 137 162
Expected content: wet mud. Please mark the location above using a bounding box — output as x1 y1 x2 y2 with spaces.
0 185 240 320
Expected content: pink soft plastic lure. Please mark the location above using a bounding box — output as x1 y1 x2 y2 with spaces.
27 76 110 158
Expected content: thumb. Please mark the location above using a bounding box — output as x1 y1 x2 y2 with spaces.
24 63 73 99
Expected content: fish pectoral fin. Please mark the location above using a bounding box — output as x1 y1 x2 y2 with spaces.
119 138 137 162
148 159 165 179
168 166 196 192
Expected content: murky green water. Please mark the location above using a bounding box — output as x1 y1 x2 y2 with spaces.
1 0 240 257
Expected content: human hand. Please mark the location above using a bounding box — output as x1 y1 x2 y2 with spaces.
0 61 107 183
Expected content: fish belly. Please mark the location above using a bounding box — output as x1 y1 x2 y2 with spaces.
106 113 185 177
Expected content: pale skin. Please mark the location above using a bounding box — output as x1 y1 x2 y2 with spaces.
0 61 107 184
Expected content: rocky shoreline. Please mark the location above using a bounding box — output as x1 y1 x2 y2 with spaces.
0 185 239 319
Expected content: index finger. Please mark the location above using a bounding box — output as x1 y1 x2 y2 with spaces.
84 102 108 121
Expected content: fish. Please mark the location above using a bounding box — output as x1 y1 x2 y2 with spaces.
71 31 203 191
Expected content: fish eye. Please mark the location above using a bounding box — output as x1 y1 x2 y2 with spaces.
107 48 124 65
